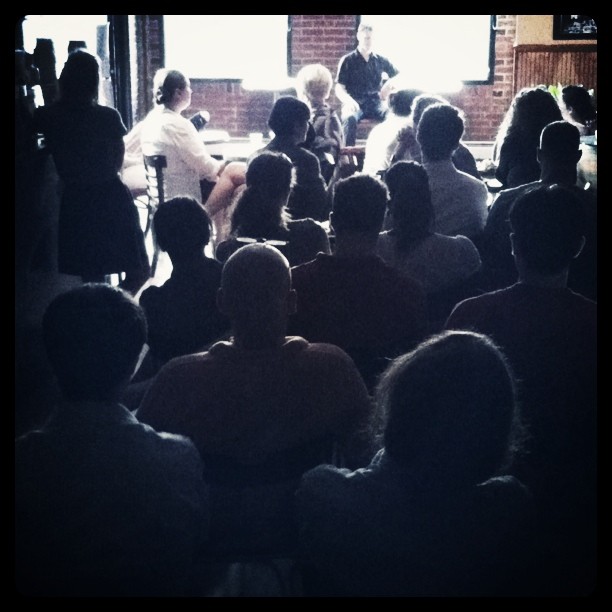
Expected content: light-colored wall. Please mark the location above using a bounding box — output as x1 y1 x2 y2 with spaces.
515 15 597 46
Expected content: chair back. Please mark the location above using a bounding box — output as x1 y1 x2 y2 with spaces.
142 154 167 276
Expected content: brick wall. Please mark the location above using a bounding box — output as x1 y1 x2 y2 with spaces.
140 15 518 141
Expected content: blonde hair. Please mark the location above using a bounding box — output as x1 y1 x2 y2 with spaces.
296 63 333 104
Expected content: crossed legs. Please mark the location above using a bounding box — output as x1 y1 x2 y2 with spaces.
204 161 247 246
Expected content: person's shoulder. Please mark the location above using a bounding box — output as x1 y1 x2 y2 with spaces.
476 475 531 511
295 145 320 163
155 349 211 378
288 217 326 233
293 337 366 371
445 288 504 324
129 420 204 471
299 462 354 492
96 103 121 117
489 181 539 212
303 340 355 361
291 252 329 275
339 49 358 62
498 181 539 199
215 238 239 263
139 282 163 305
456 168 486 186
437 232 478 250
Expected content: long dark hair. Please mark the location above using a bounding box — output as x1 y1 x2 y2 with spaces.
230 151 293 237
384 161 434 254
495 87 562 159
377 330 524 483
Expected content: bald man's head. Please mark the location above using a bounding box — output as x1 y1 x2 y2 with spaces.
218 244 296 323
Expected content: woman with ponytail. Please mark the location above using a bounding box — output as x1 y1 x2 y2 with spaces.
140 68 246 244
215 150 330 266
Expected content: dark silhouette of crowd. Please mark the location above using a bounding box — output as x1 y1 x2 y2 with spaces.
15 37 597 597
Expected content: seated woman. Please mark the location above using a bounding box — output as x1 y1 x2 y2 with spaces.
215 151 330 267
138 197 230 372
493 87 562 189
139 68 246 244
560 84 597 137
296 63 347 184
263 96 329 222
296 330 535 597
377 161 481 329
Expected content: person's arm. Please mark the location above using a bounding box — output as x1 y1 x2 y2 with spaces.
109 137 125 174
335 82 359 116
135 361 186 433
379 73 401 102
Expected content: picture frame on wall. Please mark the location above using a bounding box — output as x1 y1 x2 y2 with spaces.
553 15 597 40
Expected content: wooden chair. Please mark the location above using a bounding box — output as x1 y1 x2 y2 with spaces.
136 154 167 277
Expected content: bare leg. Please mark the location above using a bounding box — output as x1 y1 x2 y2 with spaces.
204 162 246 245
210 184 246 247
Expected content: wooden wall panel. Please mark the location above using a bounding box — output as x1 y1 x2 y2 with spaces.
513 45 597 93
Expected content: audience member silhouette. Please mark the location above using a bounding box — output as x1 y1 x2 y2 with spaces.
445 184 597 595
377 161 481 330
296 63 347 184
215 151 330 266
137 243 375 554
393 93 481 180
15 283 208 596
288 174 427 391
139 68 246 244
362 88 422 177
416 102 488 242
560 84 597 136
493 86 562 189
480 120 597 300
264 95 329 222
33 49 149 293
335 20 400 146
297 330 534 596
139 196 230 370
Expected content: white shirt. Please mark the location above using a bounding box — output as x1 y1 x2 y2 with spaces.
377 231 481 294
423 159 489 240
140 106 222 203
362 113 412 176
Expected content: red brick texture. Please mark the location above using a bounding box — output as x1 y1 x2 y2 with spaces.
140 15 519 141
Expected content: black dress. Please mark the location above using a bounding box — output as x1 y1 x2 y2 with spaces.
34 101 149 277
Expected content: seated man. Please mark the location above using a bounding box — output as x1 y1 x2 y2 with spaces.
288 174 428 391
479 120 597 300
137 243 375 554
15 284 208 597
445 184 597 596
416 103 489 242
335 20 400 146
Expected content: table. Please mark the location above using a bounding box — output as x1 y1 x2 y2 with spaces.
204 134 270 162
